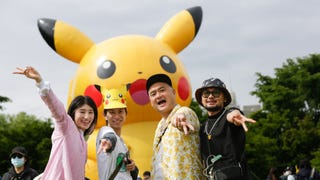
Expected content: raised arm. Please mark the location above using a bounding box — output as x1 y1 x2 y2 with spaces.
13 66 69 125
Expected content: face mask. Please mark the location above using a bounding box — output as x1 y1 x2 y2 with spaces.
11 157 25 168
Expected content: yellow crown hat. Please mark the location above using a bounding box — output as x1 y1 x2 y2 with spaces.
102 86 127 109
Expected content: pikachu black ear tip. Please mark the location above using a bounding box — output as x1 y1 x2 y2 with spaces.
187 6 203 15
37 18 56 51
186 6 203 36
37 18 54 26
188 6 202 11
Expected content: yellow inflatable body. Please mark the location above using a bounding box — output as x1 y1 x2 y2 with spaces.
37 6 202 179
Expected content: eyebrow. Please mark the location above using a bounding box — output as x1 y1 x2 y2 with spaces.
149 86 165 94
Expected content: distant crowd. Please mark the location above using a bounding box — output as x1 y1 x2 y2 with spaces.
266 159 320 180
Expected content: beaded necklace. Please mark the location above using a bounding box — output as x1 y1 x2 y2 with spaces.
205 109 226 140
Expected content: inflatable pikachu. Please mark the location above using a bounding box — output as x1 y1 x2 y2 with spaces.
37 6 202 179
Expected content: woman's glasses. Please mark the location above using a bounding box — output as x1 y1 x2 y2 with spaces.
202 89 221 98
11 153 23 158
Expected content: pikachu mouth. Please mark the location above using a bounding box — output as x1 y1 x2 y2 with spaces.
127 79 150 105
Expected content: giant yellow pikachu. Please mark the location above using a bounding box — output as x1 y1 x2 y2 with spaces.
37 6 202 179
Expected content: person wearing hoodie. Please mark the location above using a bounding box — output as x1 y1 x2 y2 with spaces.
2 146 39 180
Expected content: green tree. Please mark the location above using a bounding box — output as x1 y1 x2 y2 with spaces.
0 96 11 111
189 98 208 123
247 54 320 178
0 112 53 174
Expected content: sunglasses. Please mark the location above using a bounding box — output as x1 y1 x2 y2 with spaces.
11 153 23 158
202 89 222 98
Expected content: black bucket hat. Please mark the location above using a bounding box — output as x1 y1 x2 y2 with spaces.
195 78 232 107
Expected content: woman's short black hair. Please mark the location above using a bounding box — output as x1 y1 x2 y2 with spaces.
67 95 98 136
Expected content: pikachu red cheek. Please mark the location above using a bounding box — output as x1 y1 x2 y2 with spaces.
177 76 190 101
84 85 103 108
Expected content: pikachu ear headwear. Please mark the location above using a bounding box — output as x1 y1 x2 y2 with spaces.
102 86 127 110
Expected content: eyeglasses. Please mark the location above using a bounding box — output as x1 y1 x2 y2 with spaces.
202 89 221 98
11 153 23 158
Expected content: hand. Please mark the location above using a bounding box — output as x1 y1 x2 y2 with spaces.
97 139 112 154
227 110 256 132
125 158 136 171
172 113 195 135
13 66 42 83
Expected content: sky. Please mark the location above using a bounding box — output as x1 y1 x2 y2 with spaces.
1 0 320 119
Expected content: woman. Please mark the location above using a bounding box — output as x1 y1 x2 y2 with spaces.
96 88 138 180
13 66 97 180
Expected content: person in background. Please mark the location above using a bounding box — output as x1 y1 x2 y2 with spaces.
266 167 277 180
146 74 203 179
142 171 151 180
297 158 320 180
96 87 138 180
2 146 39 180
13 66 97 180
194 77 256 179
280 166 296 180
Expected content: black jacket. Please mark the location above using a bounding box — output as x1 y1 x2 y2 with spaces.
200 108 250 179
2 166 39 180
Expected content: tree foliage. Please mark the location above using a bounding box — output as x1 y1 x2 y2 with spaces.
189 98 208 123
0 112 53 174
0 96 11 111
247 54 320 178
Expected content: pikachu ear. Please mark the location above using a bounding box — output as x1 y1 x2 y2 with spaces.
156 6 202 53
37 18 95 64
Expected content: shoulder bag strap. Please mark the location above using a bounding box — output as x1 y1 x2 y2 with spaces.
109 154 125 180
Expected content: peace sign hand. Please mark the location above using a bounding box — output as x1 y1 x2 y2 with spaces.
13 66 42 83
227 109 256 132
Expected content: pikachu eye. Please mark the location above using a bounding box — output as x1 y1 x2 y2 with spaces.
97 60 116 79
160 55 176 73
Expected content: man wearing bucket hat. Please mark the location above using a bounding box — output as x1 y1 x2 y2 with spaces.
195 77 256 180
146 73 203 179
96 87 138 180
2 146 39 180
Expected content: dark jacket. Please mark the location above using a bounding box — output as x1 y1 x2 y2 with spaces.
297 167 320 180
2 166 39 180
200 108 250 180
